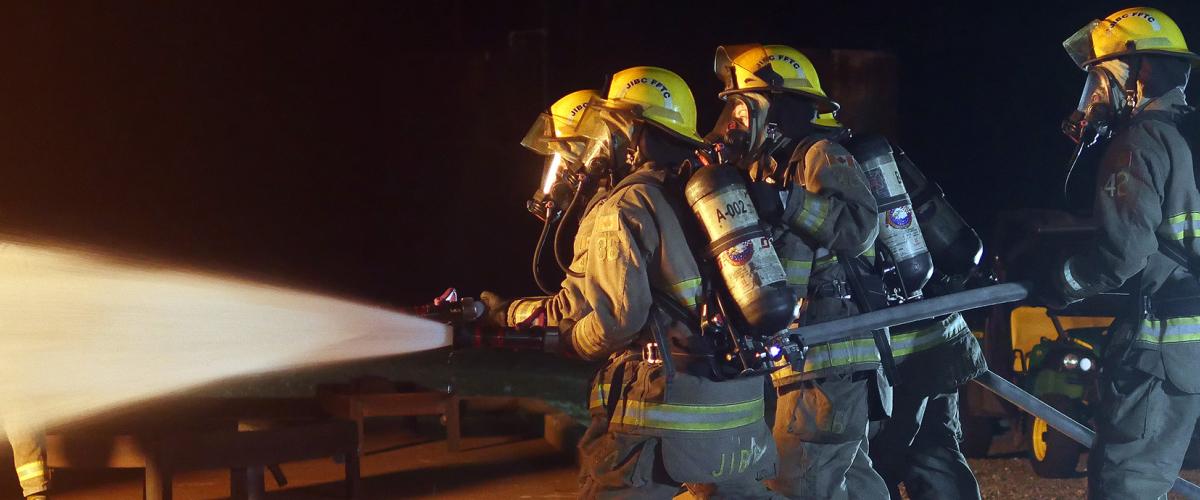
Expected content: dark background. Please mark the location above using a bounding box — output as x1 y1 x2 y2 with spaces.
0 1 1196 307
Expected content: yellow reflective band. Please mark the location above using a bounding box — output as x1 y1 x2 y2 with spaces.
16 461 44 482
862 246 877 259
892 315 966 359
670 277 703 308
612 397 764 432
1172 230 1200 241
801 338 880 372
814 254 839 270
792 195 830 236
891 331 945 358
771 338 879 383
782 259 813 287
1138 316 1200 344
589 383 610 410
1168 212 1200 241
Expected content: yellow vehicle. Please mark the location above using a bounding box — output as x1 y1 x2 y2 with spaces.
1007 305 1109 477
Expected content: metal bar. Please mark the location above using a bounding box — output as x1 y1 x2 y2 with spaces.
972 370 1200 498
789 282 1031 346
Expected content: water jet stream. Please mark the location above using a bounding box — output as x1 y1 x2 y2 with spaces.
0 239 449 433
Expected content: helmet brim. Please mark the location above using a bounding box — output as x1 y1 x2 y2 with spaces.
717 88 840 114
646 120 706 146
1080 48 1200 70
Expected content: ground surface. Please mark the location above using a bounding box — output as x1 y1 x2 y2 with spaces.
4 418 1200 499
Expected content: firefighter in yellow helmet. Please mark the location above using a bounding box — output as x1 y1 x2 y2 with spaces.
479 89 603 329
492 71 781 498
1040 7 1200 499
570 66 780 499
800 108 987 499
708 44 887 499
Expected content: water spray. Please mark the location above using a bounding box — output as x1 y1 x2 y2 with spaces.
0 239 451 433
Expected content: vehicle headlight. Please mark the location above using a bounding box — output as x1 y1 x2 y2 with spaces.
1062 353 1081 370
1078 355 1095 372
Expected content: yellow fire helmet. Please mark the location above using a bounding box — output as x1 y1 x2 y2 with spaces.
1064 7 1200 70
714 43 839 113
521 89 601 161
812 111 844 130
523 88 604 161
548 89 600 137
605 66 705 144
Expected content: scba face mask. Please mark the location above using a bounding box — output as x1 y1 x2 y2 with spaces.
527 152 574 222
1061 60 1134 211
575 98 643 180
1062 60 1129 147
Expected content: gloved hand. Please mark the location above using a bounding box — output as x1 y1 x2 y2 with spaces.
478 291 511 327
1033 260 1080 311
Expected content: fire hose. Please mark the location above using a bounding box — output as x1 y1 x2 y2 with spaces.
424 284 1200 496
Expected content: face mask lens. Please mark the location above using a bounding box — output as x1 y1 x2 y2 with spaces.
1076 70 1113 112
1063 69 1118 145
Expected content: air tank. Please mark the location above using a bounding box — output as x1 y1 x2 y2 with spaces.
684 164 797 334
893 146 983 276
847 134 933 298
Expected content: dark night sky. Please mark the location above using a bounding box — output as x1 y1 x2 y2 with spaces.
0 1 1196 307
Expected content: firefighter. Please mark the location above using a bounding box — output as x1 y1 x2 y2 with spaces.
2 418 48 499
492 68 780 499
870 267 985 498
1041 7 1200 499
709 44 887 499
480 89 602 329
809 113 986 500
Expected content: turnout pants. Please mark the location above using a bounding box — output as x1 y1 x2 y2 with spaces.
870 388 979 500
767 372 889 500
1088 353 1200 500
577 414 780 499
578 355 780 500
